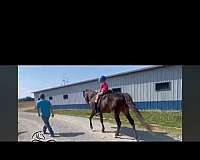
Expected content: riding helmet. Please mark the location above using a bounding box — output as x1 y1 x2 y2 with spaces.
99 75 106 82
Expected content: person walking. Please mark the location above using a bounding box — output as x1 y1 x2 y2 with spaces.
36 93 55 137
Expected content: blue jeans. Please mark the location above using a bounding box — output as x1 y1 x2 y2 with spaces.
41 116 54 135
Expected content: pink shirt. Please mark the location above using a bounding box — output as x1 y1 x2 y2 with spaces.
100 82 108 93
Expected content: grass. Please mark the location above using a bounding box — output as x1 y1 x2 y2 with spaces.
25 107 182 136
18 101 35 108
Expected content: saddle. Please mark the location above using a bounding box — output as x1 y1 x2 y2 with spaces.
98 90 112 102
103 89 112 95
95 90 113 113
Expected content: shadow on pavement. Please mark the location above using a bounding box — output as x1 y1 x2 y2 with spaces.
92 129 116 133
119 126 178 141
18 131 27 136
89 125 178 141
55 132 85 137
104 130 116 133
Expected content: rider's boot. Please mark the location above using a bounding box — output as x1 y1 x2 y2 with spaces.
95 103 100 116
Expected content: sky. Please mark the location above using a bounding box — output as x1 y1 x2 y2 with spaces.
18 65 151 99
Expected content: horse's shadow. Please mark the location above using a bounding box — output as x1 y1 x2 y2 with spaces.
92 129 116 133
54 132 85 138
111 126 179 141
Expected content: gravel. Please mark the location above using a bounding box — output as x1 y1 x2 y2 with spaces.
18 111 181 142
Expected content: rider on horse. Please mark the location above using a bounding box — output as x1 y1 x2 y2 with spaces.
94 75 109 114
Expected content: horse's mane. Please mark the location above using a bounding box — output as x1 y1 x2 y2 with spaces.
84 89 97 103
85 89 97 94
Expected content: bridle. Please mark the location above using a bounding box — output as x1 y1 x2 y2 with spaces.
83 90 97 104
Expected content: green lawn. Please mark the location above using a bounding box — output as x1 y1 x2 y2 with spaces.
26 108 182 136
18 101 35 108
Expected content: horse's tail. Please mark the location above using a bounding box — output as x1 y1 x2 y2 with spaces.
122 93 152 131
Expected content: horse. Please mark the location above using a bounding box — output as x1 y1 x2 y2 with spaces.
83 89 152 141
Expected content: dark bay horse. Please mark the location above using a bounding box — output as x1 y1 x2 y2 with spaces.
83 89 152 141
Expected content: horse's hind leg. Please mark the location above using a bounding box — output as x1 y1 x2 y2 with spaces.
100 113 105 133
114 112 121 137
124 111 139 141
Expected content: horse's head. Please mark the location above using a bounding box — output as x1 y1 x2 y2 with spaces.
83 89 97 104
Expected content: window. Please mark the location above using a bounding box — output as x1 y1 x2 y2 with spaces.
63 94 68 99
112 88 122 93
49 96 53 100
155 82 171 91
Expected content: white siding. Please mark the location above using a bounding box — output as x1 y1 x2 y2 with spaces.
34 65 182 109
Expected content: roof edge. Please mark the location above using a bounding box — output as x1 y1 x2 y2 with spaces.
32 65 168 93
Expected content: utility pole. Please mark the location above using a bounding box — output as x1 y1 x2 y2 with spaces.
61 74 69 86
62 80 66 86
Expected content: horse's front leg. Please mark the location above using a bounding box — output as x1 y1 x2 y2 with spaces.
100 113 105 133
89 108 95 130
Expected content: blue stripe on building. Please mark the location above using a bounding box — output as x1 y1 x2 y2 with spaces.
53 104 90 109
135 100 182 110
52 100 182 111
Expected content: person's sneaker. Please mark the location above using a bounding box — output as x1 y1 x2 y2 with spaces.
50 134 55 137
43 131 47 134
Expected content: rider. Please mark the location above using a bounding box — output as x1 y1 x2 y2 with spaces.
94 75 109 114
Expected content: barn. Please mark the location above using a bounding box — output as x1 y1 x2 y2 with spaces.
33 65 182 110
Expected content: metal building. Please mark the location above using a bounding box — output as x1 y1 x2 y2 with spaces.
33 65 182 110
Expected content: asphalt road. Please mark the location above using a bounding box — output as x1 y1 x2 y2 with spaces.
18 110 181 142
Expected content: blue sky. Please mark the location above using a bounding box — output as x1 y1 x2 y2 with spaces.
18 65 151 98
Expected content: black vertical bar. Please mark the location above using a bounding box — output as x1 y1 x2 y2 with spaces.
183 65 200 141
0 65 17 141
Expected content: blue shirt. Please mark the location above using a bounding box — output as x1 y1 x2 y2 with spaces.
36 99 52 117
